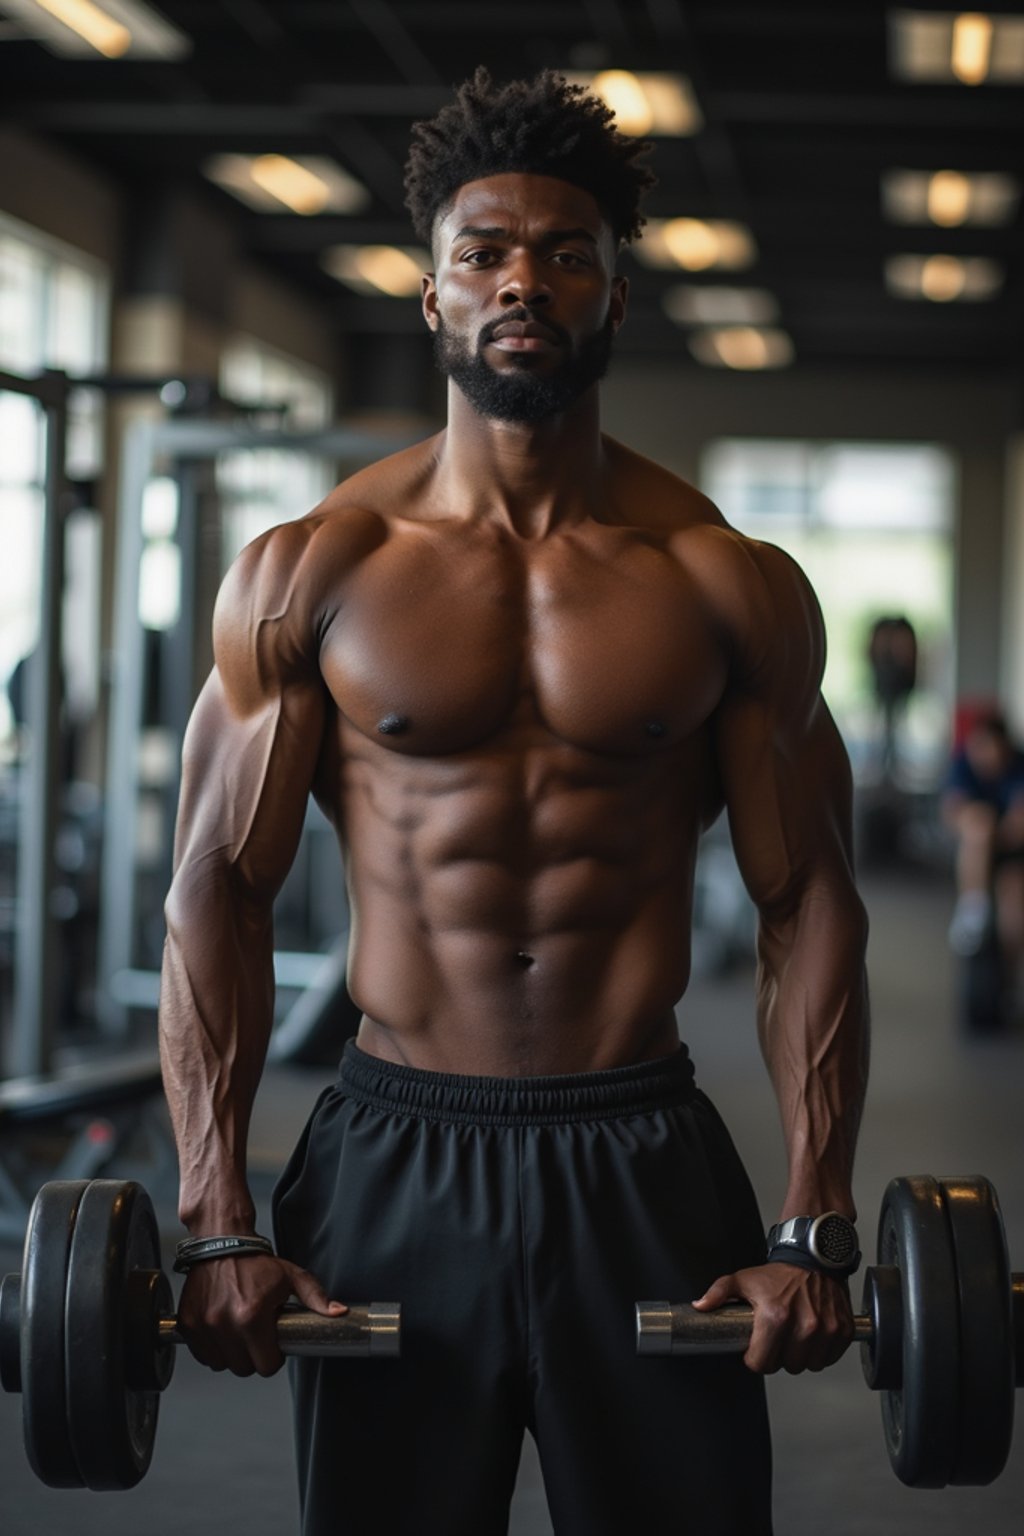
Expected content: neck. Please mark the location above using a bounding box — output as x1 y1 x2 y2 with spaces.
433 381 608 538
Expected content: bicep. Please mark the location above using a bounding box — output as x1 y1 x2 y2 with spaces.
171 534 328 904
713 544 855 914
716 689 855 916
173 666 326 903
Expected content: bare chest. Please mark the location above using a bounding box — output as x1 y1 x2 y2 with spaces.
319 528 729 755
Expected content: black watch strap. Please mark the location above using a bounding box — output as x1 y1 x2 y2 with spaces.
765 1212 861 1276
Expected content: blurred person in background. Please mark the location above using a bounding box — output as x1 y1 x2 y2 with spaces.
943 707 1024 980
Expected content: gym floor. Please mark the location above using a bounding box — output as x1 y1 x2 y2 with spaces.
1 867 1022 1534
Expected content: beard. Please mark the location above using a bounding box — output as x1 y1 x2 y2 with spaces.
433 307 615 424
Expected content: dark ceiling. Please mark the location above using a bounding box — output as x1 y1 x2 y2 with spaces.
2 0 1023 370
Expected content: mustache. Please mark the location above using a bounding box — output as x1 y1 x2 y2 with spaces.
477 309 570 349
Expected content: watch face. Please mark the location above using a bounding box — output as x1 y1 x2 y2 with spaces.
811 1213 857 1267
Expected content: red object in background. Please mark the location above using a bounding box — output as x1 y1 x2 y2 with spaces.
952 697 1005 752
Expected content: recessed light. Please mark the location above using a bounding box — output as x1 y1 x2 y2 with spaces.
885 253 1004 301
204 155 369 217
322 245 430 298
634 219 757 272
0 0 189 58
889 9 1024 84
882 168 1020 226
951 11 994 83
566 71 702 136
688 328 794 369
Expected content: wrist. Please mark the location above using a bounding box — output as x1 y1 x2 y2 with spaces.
179 1194 257 1237
173 1232 275 1273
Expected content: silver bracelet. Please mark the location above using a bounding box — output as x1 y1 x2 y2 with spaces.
173 1233 275 1273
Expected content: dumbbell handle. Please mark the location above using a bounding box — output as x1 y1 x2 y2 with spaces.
158 1301 401 1358
637 1300 874 1355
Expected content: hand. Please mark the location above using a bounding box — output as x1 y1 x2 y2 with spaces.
177 1253 346 1377
692 1262 854 1375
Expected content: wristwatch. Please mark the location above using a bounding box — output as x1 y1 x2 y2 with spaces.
765 1212 861 1276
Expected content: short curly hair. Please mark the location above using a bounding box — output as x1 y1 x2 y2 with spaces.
404 67 656 249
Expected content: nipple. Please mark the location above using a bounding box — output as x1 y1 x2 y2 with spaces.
377 713 410 736
645 719 667 739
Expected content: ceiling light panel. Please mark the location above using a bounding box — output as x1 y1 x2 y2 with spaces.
882 168 1020 226
688 328 794 370
566 72 702 135
885 253 1004 301
0 0 190 58
322 246 431 298
663 286 779 327
204 155 369 216
889 10 1024 83
634 219 757 272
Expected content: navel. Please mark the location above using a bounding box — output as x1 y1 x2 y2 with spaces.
377 712 411 736
513 951 535 969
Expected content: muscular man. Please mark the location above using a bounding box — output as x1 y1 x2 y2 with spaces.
160 70 869 1536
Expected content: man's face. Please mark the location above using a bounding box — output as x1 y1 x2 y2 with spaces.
422 173 628 424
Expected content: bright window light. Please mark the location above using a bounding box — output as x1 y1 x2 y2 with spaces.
204 154 369 216
889 9 1024 83
882 168 1020 226
566 71 702 136
322 245 430 299
634 219 757 272
688 327 794 370
663 286 779 327
1 0 189 58
885 253 1004 302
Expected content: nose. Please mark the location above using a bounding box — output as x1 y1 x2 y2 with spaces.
498 253 552 308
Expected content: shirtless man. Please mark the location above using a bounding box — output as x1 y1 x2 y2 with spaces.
160 69 869 1536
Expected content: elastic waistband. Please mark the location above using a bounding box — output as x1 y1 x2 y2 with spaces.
338 1040 697 1126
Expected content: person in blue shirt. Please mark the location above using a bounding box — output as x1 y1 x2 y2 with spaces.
943 708 1024 970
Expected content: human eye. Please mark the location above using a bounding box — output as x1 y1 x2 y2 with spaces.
460 248 498 266
551 249 589 268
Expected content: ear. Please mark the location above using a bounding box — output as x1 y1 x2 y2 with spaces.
422 272 439 332
609 274 629 334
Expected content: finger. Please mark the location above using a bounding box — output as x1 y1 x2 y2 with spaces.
188 1331 253 1376
743 1297 790 1375
806 1303 855 1372
691 1274 738 1310
284 1262 347 1317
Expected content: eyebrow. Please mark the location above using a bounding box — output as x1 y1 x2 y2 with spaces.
451 225 599 246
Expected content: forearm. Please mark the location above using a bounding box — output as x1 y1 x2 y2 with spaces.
159 867 275 1234
756 879 869 1221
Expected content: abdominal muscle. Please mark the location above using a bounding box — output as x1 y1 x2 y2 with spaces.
334 718 709 1077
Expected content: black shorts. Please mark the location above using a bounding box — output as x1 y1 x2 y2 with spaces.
272 1041 772 1536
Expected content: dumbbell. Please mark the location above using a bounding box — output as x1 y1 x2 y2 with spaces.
637 1174 1022 1489
0 1179 401 1490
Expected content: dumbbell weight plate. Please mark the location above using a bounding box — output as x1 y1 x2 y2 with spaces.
21 1180 90 1487
64 1180 163 1490
940 1176 1015 1485
878 1175 961 1487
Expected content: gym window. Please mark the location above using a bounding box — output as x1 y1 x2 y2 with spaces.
702 439 955 787
0 214 109 747
217 337 335 569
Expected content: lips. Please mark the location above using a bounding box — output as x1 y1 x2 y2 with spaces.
491 319 561 342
